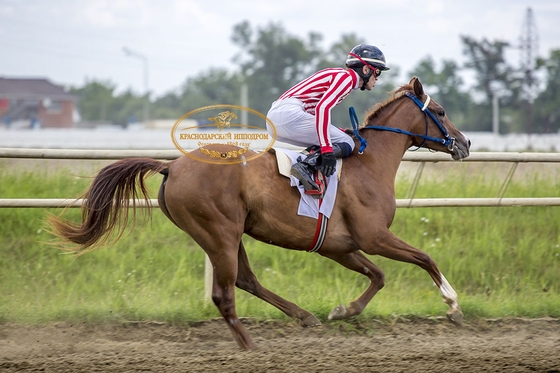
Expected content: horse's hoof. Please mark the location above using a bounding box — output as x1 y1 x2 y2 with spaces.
328 304 348 320
446 311 464 327
301 314 322 327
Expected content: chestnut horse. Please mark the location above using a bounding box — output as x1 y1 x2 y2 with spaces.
49 77 470 349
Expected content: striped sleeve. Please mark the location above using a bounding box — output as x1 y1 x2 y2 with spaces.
315 71 355 153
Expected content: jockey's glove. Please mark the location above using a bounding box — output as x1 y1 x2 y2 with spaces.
318 152 336 177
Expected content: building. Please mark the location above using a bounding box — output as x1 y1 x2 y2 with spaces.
0 77 77 128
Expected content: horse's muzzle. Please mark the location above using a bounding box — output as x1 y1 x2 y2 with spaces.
451 135 471 160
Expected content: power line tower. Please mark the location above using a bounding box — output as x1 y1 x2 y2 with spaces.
518 7 539 134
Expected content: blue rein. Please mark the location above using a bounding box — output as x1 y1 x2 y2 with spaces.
350 91 455 154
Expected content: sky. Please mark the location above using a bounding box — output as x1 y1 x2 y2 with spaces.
1 0 559 99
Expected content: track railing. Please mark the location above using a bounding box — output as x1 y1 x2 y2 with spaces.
1 148 560 208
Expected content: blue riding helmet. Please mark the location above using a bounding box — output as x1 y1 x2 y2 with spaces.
345 44 390 91
345 44 390 71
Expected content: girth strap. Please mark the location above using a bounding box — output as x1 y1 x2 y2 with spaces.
307 212 328 252
307 172 329 252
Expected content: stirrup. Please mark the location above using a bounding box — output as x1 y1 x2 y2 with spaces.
303 179 325 199
290 164 324 199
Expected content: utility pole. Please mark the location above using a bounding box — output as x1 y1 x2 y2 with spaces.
519 7 539 135
123 47 150 123
240 83 248 126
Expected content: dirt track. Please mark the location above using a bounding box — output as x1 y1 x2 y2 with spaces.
1 317 559 372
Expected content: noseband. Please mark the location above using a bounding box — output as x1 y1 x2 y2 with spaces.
350 92 456 154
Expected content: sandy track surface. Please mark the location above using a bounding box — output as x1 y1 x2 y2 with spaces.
1 317 559 372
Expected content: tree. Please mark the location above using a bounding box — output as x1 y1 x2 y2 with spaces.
70 80 148 126
408 56 472 130
533 49 560 133
151 68 244 120
71 27 556 136
315 33 364 70
111 90 146 126
151 91 182 120
231 21 322 127
70 80 116 122
462 36 518 102
180 69 243 112
461 36 522 132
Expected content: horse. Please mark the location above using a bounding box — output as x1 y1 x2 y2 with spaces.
48 77 471 350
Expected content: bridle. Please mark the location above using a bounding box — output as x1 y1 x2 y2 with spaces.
350 92 456 154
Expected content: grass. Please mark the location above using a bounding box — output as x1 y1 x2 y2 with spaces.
0 160 559 325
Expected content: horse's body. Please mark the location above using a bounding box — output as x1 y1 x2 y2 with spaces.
50 78 470 349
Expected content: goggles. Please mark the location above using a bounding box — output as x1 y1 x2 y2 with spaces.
348 52 382 78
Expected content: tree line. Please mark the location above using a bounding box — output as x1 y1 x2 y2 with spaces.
71 21 560 134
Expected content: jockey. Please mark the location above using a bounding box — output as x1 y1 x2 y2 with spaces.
266 44 390 198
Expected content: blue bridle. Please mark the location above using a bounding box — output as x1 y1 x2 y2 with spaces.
350 91 456 154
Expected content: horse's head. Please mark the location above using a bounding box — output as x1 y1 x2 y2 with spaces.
362 77 471 160
405 77 470 160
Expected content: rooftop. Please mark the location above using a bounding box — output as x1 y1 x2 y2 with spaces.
0 77 76 101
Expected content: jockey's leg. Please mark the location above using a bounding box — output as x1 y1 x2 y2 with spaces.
290 148 323 197
290 142 353 198
267 99 355 198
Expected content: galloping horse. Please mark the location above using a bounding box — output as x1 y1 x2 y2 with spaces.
49 77 471 350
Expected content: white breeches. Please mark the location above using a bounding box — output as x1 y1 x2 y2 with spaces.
266 98 355 150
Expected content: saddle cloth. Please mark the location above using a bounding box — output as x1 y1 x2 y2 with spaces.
274 147 341 219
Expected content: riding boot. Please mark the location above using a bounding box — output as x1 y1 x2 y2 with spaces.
290 143 351 198
290 150 324 198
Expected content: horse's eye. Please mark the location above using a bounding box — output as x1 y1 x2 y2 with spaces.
438 110 445 117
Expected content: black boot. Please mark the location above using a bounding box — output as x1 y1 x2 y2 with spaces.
290 143 350 199
290 150 324 198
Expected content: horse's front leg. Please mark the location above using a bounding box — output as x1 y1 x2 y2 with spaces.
319 251 386 320
364 229 463 326
437 273 463 325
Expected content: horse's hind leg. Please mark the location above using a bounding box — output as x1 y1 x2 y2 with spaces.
207 247 257 350
235 242 321 327
319 251 386 320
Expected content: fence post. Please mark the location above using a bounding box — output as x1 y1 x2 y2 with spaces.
204 255 213 304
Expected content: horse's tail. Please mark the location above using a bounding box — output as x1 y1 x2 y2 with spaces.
47 158 169 255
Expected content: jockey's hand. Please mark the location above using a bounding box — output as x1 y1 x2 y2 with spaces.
318 151 336 177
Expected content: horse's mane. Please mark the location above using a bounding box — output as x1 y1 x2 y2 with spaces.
361 83 414 128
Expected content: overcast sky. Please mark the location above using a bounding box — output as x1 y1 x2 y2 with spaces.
1 0 559 98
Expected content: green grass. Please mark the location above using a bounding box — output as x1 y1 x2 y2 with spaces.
0 161 559 325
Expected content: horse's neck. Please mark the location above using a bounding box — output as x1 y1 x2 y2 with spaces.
358 113 412 184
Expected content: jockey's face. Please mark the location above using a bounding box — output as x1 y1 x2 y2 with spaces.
362 65 378 91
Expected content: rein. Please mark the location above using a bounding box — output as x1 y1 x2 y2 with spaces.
350 91 456 154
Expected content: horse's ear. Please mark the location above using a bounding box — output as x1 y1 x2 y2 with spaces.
411 77 424 97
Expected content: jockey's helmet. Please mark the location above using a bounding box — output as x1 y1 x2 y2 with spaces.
345 44 389 90
345 44 390 71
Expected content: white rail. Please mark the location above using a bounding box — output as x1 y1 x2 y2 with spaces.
1 149 559 208
2 147 560 162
